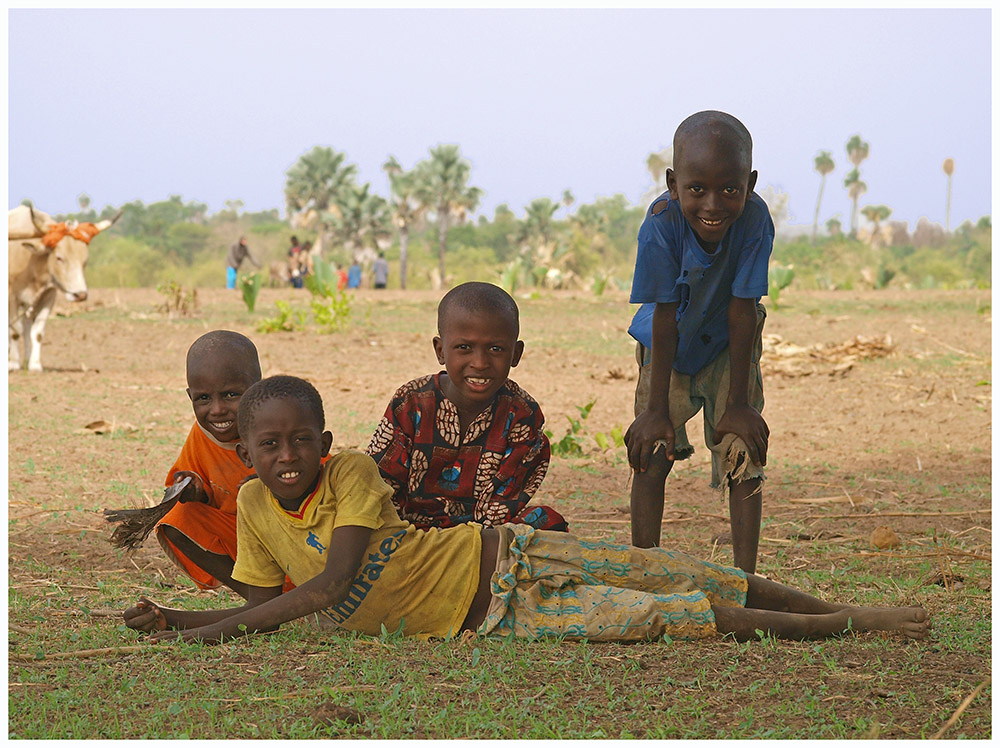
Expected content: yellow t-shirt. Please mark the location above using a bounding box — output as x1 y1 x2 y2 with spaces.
232 451 482 638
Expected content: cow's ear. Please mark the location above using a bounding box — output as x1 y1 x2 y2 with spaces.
19 241 49 255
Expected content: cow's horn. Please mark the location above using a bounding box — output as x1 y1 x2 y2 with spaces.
95 210 124 232
29 206 49 233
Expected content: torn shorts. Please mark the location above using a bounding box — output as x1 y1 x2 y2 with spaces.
633 302 766 493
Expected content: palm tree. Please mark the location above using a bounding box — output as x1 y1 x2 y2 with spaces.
326 183 389 264
846 134 870 169
844 135 870 236
861 204 892 245
284 146 358 235
383 156 427 289
523 198 560 247
811 151 835 243
414 144 483 287
826 216 843 237
641 147 673 206
844 169 867 237
561 189 575 217
942 158 955 232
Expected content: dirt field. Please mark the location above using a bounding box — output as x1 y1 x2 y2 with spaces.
8 285 992 738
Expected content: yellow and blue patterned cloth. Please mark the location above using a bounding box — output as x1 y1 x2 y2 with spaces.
479 524 747 641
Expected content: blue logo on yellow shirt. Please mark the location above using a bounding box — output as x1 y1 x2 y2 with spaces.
306 531 326 555
319 529 407 626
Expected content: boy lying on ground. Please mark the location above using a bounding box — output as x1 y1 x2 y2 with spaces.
125 375 930 645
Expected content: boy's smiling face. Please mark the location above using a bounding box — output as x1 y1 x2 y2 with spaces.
186 360 258 444
236 397 333 508
433 310 524 419
666 133 757 253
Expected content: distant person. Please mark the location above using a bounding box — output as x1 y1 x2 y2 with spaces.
225 236 260 289
347 260 362 289
336 263 348 291
301 241 314 275
373 252 389 289
288 236 304 289
625 110 774 574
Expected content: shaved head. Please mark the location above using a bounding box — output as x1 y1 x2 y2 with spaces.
437 282 520 338
186 330 261 383
238 375 325 440
673 111 753 174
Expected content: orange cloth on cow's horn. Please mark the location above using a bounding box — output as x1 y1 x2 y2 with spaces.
41 222 101 248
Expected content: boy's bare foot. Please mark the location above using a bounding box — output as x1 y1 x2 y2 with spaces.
848 605 931 640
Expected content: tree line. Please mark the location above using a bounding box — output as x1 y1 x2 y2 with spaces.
26 139 990 293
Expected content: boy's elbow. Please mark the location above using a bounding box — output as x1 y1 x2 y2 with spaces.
311 572 357 610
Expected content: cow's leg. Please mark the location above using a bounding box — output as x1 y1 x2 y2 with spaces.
25 298 54 373
8 301 22 371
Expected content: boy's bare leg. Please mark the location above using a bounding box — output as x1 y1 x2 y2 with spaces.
712 603 931 642
161 526 250 600
746 573 848 614
630 449 673 548
729 477 762 573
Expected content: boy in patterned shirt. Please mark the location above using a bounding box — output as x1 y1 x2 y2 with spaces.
124 375 931 646
366 282 567 532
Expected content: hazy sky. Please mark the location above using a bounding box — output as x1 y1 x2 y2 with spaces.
7 8 992 233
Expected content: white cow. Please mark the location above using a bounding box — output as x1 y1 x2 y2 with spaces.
8 205 121 371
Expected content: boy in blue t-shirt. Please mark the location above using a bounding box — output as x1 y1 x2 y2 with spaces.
625 111 774 574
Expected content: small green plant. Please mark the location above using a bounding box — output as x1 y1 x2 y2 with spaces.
593 424 625 451
156 280 198 316
591 273 611 297
874 264 895 289
500 260 521 294
767 264 795 307
311 292 352 333
305 258 338 298
256 300 306 333
545 399 596 457
239 272 262 312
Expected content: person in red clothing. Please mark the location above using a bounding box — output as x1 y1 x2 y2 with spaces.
366 282 567 532
155 330 262 597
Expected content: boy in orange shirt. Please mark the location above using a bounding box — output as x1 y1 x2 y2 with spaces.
155 330 262 597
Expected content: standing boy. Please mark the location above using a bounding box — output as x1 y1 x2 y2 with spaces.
372 252 389 289
155 330 262 597
625 111 773 573
366 282 567 532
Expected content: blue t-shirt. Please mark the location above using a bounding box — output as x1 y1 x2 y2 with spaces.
347 264 362 289
628 190 773 375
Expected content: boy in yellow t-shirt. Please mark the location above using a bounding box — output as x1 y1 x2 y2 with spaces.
124 376 930 645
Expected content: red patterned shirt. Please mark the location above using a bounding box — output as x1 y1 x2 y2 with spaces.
366 373 567 532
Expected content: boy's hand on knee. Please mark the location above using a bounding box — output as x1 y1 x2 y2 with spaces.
625 409 676 472
124 597 168 633
172 471 206 503
715 405 769 466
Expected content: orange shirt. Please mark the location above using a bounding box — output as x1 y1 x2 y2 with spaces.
166 423 254 515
